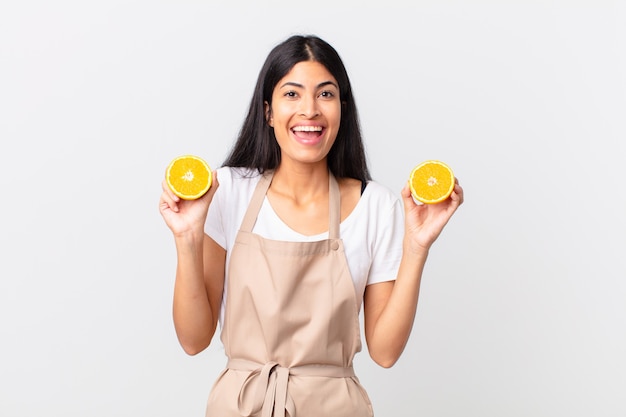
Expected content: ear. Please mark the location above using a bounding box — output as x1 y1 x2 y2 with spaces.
264 101 273 127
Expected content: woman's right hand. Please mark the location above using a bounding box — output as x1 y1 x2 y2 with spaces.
158 171 219 238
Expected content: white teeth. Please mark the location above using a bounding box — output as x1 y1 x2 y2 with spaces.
292 126 323 132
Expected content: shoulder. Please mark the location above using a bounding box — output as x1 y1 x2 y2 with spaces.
338 177 399 223
214 167 262 196
362 180 400 210
356 180 403 229
338 177 399 205
209 167 263 218
215 166 262 184
341 179 402 234
205 167 263 246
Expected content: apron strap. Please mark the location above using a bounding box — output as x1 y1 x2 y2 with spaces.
328 173 340 240
239 170 342 240
240 171 273 233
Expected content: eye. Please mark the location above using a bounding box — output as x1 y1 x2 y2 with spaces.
319 90 335 99
284 91 298 98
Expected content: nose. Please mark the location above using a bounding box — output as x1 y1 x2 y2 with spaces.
299 95 320 118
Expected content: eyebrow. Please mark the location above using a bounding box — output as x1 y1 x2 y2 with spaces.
279 81 339 90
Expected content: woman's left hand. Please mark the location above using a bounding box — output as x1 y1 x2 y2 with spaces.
400 178 464 253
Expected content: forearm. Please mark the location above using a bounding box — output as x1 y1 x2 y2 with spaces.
366 246 428 367
366 176 463 367
172 231 217 355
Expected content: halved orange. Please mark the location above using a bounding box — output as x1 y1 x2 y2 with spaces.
409 160 455 204
166 155 212 200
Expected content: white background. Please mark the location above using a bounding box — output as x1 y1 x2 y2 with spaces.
1 1 625 416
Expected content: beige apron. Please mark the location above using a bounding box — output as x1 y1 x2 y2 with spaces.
205 171 373 417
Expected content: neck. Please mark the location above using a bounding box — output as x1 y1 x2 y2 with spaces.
271 162 330 202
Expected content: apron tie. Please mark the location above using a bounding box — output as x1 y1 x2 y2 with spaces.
228 358 355 417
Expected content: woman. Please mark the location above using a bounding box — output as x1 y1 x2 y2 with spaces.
159 35 463 417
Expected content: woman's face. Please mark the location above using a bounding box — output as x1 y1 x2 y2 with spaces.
266 60 341 168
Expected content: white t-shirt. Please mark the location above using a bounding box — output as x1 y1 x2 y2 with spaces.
205 167 404 324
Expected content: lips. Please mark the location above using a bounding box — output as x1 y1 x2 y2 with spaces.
291 125 324 144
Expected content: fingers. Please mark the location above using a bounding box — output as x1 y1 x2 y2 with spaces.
160 179 181 213
159 171 219 215
400 182 419 212
400 176 463 220
450 177 464 206
205 170 219 199
400 182 411 199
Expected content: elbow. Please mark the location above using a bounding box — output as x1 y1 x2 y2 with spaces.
373 357 399 369
181 344 205 356
174 323 216 356
178 337 210 356
370 350 400 369
366 338 404 368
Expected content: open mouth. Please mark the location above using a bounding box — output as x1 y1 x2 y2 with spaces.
291 125 324 142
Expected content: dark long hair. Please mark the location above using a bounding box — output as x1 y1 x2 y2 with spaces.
222 35 371 182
